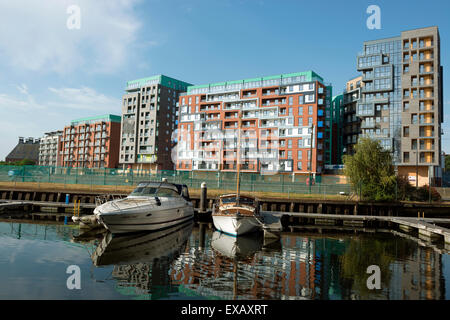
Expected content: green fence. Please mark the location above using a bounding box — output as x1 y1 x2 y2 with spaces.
0 165 352 197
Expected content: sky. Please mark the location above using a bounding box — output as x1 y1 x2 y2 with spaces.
0 0 449 160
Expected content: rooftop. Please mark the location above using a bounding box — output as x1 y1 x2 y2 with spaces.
185 70 325 95
70 114 121 126
6 137 40 163
126 74 193 92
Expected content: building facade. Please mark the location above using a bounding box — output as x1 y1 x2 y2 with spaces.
356 26 443 186
119 75 192 172
176 71 332 176
59 115 121 168
38 131 63 166
341 76 363 156
331 94 344 164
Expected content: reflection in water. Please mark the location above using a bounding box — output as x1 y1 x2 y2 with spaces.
91 221 193 299
169 231 446 300
0 220 446 300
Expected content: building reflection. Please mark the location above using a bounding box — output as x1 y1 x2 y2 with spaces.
169 228 446 300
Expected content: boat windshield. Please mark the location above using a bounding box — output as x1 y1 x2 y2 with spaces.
129 184 181 198
130 186 159 196
221 196 255 206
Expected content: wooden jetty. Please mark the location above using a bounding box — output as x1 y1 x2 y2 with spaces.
270 211 450 244
0 201 32 212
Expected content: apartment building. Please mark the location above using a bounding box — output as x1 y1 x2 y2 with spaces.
341 76 363 156
356 26 443 186
38 131 62 166
331 94 344 164
119 75 192 172
176 71 333 176
59 115 121 168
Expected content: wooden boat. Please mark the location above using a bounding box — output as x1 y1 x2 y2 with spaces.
212 194 262 236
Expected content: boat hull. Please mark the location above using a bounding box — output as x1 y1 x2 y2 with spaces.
96 199 194 234
212 214 261 236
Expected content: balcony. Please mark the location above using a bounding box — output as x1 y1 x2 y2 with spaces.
361 121 376 129
419 118 434 125
419 67 434 74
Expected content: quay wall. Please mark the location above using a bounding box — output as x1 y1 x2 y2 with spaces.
1 182 450 219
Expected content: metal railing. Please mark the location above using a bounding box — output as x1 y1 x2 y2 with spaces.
0 165 351 198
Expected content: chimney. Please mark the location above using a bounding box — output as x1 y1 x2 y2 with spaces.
18 137 24 144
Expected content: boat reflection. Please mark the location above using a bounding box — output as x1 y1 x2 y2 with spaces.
209 231 264 300
210 231 263 260
92 220 193 266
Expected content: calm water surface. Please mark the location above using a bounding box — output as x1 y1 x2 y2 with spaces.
0 220 449 300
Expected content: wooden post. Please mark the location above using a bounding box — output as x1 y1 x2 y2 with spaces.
200 182 207 213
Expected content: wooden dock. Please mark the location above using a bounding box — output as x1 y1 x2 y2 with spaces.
0 201 32 212
266 211 450 244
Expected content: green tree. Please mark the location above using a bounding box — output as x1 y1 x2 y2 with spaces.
445 155 450 172
343 137 396 201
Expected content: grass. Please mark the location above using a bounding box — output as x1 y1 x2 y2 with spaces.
0 181 351 201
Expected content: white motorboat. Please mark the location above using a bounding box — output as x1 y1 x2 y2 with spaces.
91 220 193 266
94 181 194 234
212 194 262 236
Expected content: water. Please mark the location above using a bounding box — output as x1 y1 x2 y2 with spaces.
0 219 449 300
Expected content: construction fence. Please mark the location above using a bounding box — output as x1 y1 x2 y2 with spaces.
0 165 352 198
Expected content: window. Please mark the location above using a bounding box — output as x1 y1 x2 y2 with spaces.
411 139 417 150
298 106 303 115
298 95 304 104
297 161 302 170
403 152 410 163
297 150 303 159
289 96 293 105
403 127 409 137
298 139 303 148
308 106 313 115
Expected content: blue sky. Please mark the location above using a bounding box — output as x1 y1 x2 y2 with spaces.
0 0 449 160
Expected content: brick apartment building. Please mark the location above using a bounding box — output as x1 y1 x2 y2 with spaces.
59 114 121 168
175 71 333 176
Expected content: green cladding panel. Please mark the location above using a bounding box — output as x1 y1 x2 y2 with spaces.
186 70 325 94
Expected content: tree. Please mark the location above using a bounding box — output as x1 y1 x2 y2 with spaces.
445 154 450 172
343 137 396 201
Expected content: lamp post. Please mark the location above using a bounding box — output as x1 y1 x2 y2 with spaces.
415 150 419 189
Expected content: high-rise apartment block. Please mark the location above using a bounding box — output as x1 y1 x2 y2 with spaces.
60 115 121 168
176 71 333 176
38 131 63 166
341 76 363 156
356 26 443 186
119 75 192 172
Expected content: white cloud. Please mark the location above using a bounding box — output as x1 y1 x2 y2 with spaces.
0 84 121 160
47 87 121 111
0 0 142 74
